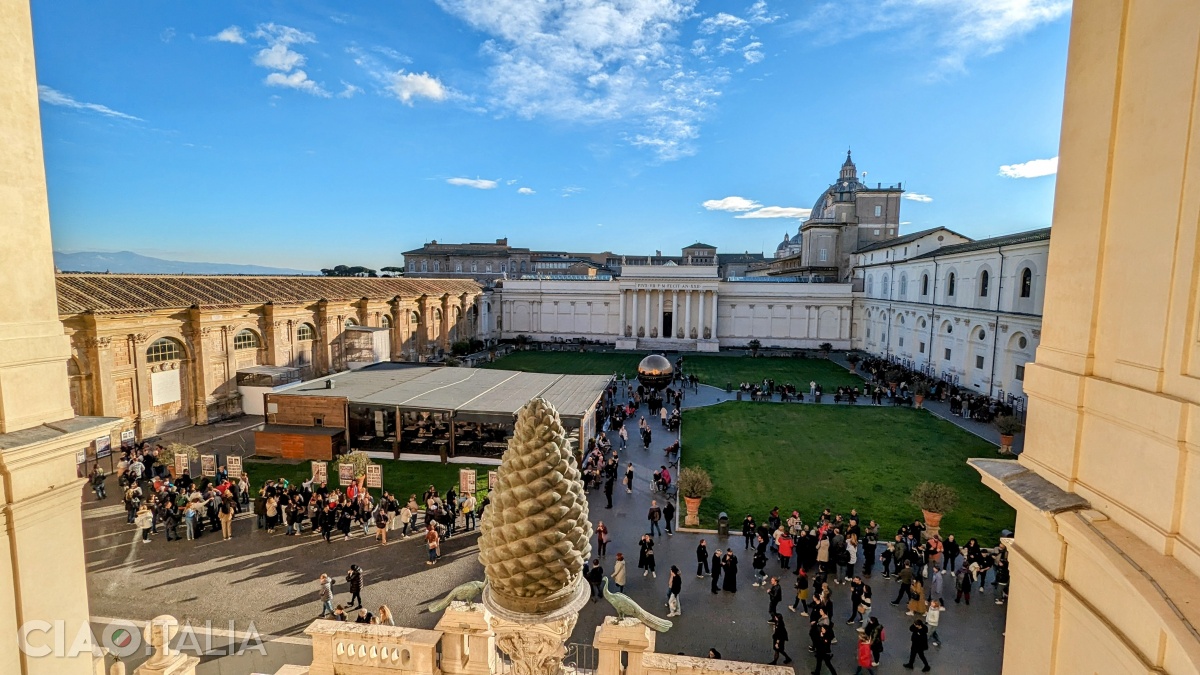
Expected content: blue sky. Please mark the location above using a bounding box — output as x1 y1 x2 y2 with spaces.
32 0 1071 270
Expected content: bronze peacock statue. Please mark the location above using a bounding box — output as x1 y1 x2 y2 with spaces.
602 577 673 632
427 580 485 613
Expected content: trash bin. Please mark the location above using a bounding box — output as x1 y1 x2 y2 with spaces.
718 512 729 537
736 391 743 401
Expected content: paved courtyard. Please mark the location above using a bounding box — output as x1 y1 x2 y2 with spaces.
83 380 1007 674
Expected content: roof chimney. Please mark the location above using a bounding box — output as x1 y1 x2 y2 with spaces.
497 238 507 245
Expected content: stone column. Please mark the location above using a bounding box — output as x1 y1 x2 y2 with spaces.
631 291 639 337
697 291 705 340
683 291 692 338
710 289 719 339
440 295 451 351
0 3 121 672
643 290 651 338
671 292 679 338
655 290 664 339
618 290 626 337
593 619 655 675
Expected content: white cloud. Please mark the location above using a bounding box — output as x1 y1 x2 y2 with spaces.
700 13 749 35
999 156 1059 178
390 71 448 105
517 187 535 195
211 26 246 44
337 81 363 98
735 206 812 219
702 196 762 212
561 186 584 197
265 70 329 97
160 28 176 43
435 0 769 160
743 42 764 63
37 85 143 121
793 0 1070 75
447 177 499 189
254 42 307 71
903 192 933 202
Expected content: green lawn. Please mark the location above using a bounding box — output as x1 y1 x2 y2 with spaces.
243 458 494 500
682 403 1014 544
483 351 862 389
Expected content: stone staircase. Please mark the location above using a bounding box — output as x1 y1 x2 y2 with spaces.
635 338 697 352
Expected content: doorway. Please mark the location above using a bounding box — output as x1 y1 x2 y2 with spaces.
663 312 674 339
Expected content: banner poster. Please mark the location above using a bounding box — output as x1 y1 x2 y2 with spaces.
488 470 499 491
459 469 476 495
95 436 112 459
338 463 354 487
365 463 382 489
174 453 189 477
120 429 136 447
200 454 217 477
226 455 243 480
311 461 327 484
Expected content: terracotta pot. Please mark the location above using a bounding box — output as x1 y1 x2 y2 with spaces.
922 509 943 529
684 496 702 527
914 394 925 409
999 434 1014 454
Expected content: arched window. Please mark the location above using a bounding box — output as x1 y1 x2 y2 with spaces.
471 261 478 273
146 337 182 363
455 262 463 273
410 311 421 325
899 273 908 299
344 317 358 329
979 270 990 297
296 323 315 341
866 275 874 296
433 261 441 272
520 261 527 273
485 262 493 273
921 273 930 296
947 273 957 297
381 315 391 328
882 274 890 298
233 329 259 350
420 260 428 273
1020 268 1033 298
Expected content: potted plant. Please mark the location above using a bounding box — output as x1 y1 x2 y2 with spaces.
819 342 834 358
747 339 762 357
885 367 905 392
994 416 1026 454
341 450 378 489
913 381 932 409
159 442 199 478
677 466 713 527
909 481 958 532
845 353 862 373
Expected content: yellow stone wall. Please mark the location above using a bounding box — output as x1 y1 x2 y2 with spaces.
991 1 1200 673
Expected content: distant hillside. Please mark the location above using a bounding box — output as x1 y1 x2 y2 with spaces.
53 251 316 276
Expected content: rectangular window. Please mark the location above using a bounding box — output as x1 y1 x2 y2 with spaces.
819 249 828 262
1015 365 1026 381
919 342 926 354
873 229 880 236
944 348 952 361
898 337 904 347
975 355 985 369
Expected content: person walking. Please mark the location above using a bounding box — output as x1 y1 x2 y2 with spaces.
953 567 971 605
663 501 675 535
624 462 634 494
789 567 810 615
317 573 334 618
667 566 682 617
864 617 885 667
135 505 153 543
767 577 783 617
810 624 835 673
586 558 605 602
346 564 364 610
711 549 723 594
218 498 234 540
612 552 627 592
854 633 877 675
767 613 793 665
722 549 739 593
926 600 943 647
596 521 610 557
425 522 440 565
902 619 931 671
697 540 710 577
647 500 663 537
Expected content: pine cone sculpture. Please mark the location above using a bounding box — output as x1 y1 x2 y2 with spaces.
479 397 592 611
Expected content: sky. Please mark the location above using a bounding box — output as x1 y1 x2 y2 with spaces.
31 0 1072 271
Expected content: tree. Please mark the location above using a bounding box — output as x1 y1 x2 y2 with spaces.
320 265 377 277
380 266 404 278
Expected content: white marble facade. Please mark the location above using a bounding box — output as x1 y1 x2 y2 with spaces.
494 265 854 350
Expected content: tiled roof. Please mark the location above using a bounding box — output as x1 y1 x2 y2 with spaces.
853 227 969 254
56 274 481 315
684 242 717 249
402 245 528 256
907 228 1051 261
717 252 766 263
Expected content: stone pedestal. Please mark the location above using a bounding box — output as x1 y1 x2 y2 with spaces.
615 338 638 351
483 578 589 675
132 617 199 675
696 340 720 353
435 602 495 675
593 618 655 675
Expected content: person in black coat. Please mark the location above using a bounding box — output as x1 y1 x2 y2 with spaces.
346 564 364 609
663 501 676 535
767 577 783 617
711 550 723 594
904 619 931 671
722 549 739 593
767 613 792 665
696 540 710 577
810 623 834 673
586 558 605 601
